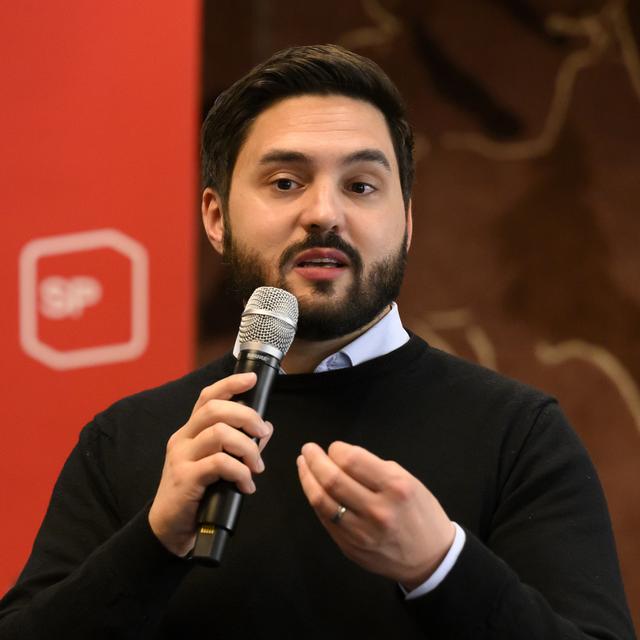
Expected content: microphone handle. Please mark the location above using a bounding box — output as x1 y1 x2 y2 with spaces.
191 350 279 566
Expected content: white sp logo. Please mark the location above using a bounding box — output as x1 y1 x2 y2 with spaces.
19 229 149 370
39 276 103 319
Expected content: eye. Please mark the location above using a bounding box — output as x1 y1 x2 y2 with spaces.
273 178 301 191
348 182 375 195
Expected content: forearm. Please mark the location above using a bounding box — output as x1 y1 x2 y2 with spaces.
0 507 191 640
405 530 635 640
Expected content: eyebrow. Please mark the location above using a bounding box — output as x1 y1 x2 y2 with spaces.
258 148 391 172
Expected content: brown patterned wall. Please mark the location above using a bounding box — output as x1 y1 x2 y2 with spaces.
199 0 640 629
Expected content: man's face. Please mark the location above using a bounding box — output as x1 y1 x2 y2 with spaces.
203 94 412 340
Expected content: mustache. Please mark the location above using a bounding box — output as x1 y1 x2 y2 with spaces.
278 232 363 273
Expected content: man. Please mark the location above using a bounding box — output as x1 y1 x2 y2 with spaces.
0 44 635 639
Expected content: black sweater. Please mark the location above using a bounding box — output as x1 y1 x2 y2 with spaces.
0 336 635 639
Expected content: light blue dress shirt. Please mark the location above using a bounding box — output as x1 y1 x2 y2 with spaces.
313 302 410 372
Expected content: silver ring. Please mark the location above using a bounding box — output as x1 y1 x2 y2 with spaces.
330 504 347 524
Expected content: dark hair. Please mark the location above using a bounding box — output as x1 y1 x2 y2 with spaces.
201 44 414 209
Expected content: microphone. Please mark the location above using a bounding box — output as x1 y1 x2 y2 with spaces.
191 286 298 566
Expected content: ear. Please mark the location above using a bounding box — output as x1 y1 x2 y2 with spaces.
405 199 413 251
202 187 225 255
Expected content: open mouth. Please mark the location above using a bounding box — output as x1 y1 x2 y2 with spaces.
294 249 349 268
293 249 350 280
296 257 347 268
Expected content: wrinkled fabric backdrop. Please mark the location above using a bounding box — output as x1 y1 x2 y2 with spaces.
197 0 640 630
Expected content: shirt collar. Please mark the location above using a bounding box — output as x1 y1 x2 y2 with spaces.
314 302 408 373
233 301 409 374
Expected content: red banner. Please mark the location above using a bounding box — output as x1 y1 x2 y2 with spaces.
0 1 201 593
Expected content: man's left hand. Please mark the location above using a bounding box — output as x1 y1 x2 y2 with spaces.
297 441 455 591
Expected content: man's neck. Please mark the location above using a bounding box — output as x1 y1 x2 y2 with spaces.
282 305 392 374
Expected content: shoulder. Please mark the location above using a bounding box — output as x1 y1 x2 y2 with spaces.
407 333 552 409
402 335 572 461
87 353 236 444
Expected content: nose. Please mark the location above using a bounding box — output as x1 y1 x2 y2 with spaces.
298 181 344 234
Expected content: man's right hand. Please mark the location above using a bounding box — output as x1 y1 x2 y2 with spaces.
148 372 272 557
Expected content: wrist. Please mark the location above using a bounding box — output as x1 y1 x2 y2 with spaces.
400 520 456 591
148 506 194 558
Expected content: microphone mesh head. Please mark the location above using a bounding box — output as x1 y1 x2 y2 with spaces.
238 287 298 358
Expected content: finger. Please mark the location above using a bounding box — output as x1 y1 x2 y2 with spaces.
189 424 265 474
183 398 268 440
193 452 257 495
297 454 349 524
300 443 374 514
191 372 257 415
258 421 274 453
327 441 390 492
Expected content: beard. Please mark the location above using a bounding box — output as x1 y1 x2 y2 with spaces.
222 225 408 341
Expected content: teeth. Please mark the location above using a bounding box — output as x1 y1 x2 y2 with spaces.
300 258 340 267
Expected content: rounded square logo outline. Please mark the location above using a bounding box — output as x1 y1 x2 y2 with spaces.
19 229 149 370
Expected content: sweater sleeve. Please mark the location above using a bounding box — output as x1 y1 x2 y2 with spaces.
0 420 192 639
404 402 636 640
